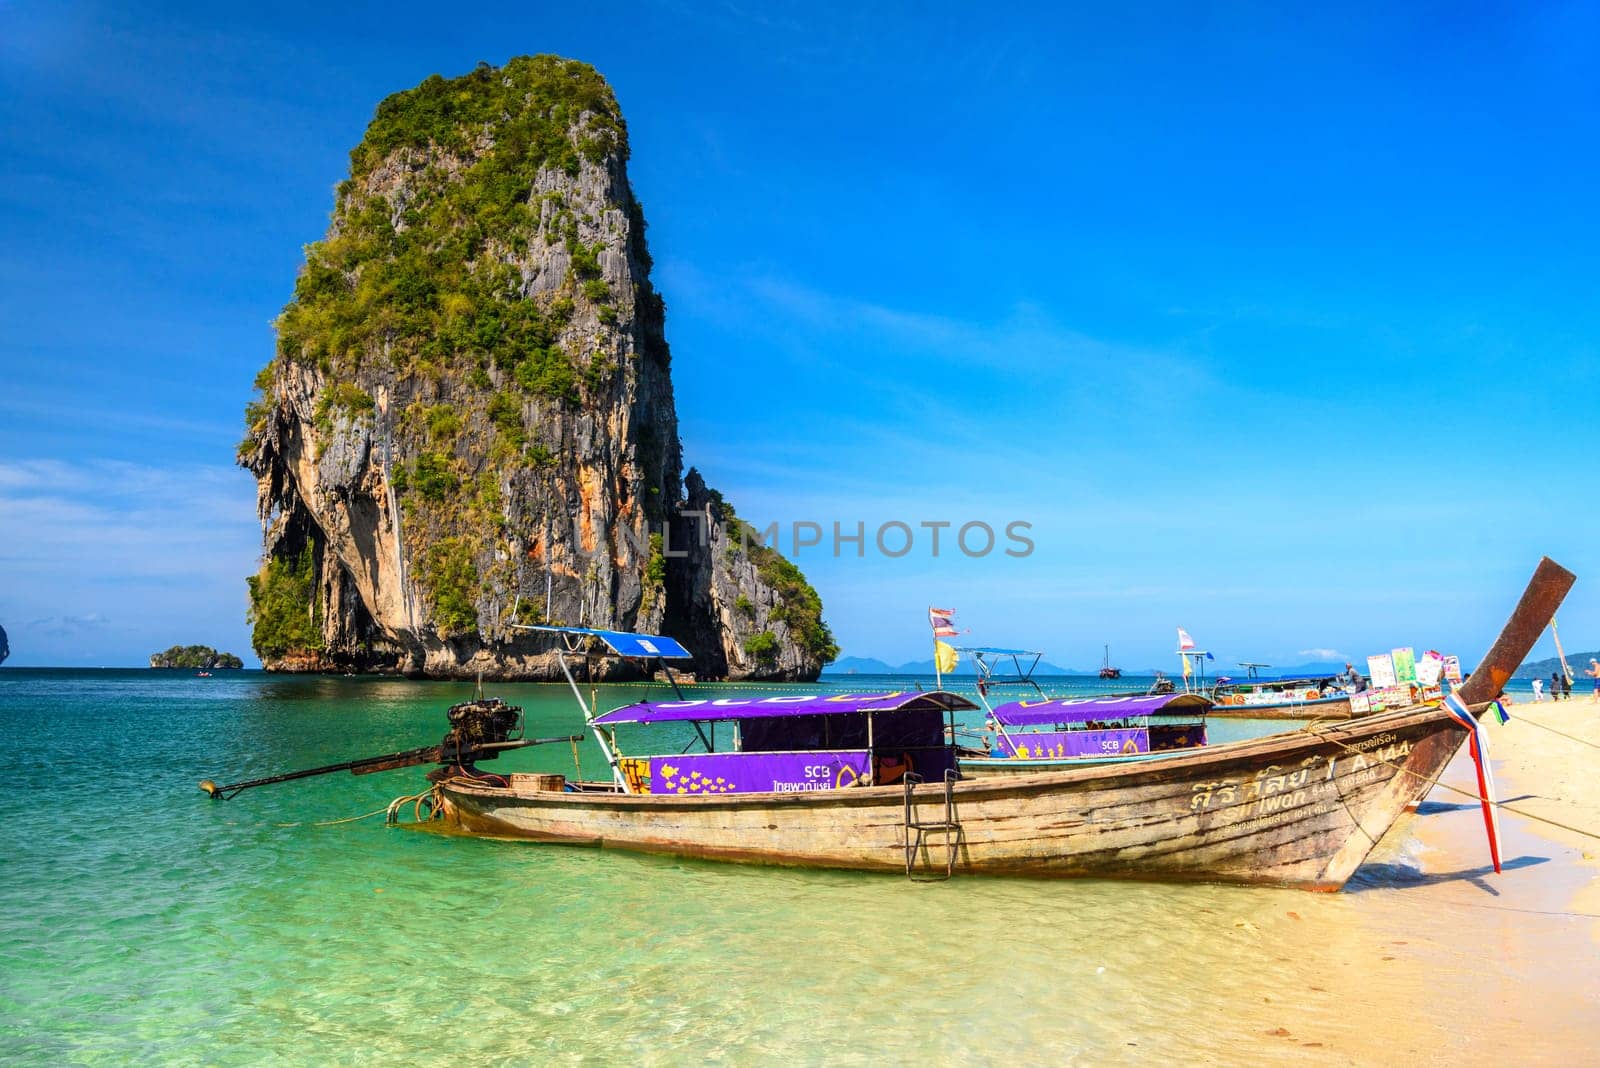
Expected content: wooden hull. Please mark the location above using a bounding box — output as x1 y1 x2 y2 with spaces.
1206 694 1354 720
959 750 1191 776
436 703 1471 890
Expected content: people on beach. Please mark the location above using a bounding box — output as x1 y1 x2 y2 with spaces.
1564 672 1574 700
1553 672 1566 701
1589 659 1600 701
1532 677 1545 702
1340 662 1366 692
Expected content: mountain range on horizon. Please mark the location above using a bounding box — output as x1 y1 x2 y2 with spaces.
830 650 1600 681
1513 651 1600 680
823 654 1358 678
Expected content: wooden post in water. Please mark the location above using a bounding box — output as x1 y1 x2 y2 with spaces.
1458 556 1577 706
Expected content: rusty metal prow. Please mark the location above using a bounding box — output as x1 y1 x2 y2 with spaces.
1458 556 1576 706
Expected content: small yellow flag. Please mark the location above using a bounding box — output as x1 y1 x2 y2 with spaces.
935 640 959 674
1181 653 1192 678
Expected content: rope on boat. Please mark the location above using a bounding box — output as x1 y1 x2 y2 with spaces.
274 805 394 828
1498 712 1600 752
1306 725 1600 845
385 790 440 826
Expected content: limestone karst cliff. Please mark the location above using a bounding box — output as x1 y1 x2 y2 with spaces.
238 56 835 680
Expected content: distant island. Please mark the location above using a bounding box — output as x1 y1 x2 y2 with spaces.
150 645 244 670
1515 651 1600 679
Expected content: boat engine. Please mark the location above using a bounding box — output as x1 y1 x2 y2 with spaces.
442 697 523 757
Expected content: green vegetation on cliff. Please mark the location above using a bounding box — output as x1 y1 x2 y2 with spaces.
246 546 323 659
422 538 479 637
729 516 839 665
266 55 629 400
743 630 779 665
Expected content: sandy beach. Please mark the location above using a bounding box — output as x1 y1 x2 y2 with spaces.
1213 694 1600 1063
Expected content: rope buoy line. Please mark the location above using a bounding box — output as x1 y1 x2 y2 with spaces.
1427 898 1600 921
1306 724 1600 845
275 805 394 828
1501 711 1600 752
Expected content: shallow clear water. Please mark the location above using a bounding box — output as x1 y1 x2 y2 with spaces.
1 670 1592 1063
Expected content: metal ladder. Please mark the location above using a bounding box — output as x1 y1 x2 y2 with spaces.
902 769 962 880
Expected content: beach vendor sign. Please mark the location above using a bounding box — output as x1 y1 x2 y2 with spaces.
1352 685 1411 714
1414 649 1446 703
1353 647 1449 714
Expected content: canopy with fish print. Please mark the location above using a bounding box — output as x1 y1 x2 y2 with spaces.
989 692 1211 727
592 690 977 725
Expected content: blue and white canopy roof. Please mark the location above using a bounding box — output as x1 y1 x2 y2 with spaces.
519 625 693 659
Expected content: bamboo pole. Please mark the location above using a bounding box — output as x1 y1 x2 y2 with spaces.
1551 614 1575 684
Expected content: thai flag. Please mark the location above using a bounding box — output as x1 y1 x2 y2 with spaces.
1177 627 1196 651
1444 692 1504 874
928 607 958 637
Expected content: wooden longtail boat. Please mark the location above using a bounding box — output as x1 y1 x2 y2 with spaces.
1207 675 1356 720
198 559 1572 890
440 698 1464 888
432 558 1574 888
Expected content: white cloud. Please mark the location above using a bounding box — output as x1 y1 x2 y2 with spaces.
26 612 112 635
1298 648 1346 661
0 458 260 664
668 263 1215 399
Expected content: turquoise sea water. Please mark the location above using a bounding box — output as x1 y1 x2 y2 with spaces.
1 669 1593 1063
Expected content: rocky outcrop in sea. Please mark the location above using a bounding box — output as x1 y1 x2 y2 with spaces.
238 56 835 680
149 645 244 670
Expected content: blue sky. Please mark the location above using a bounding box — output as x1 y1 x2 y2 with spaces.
2 1 1597 669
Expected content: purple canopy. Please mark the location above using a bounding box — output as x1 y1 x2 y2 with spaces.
591 690 976 726
994 728 1149 759
990 692 1211 727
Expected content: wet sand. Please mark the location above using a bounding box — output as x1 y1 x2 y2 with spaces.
1208 696 1600 1063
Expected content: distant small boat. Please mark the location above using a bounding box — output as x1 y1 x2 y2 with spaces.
1099 644 1122 679
196 671 212 678
1209 669 1356 719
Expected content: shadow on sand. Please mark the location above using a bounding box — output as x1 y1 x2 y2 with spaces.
1348 854 1549 896
1414 793 1537 815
